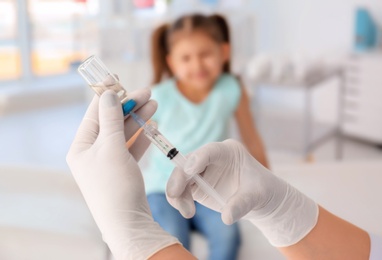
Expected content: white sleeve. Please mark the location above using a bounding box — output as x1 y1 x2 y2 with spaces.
370 233 382 260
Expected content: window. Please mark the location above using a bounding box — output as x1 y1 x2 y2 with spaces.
0 0 20 80
28 0 98 77
0 0 99 83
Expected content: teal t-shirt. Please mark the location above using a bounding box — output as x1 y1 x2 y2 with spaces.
144 73 241 195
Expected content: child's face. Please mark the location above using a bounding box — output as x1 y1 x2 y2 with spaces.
166 32 229 90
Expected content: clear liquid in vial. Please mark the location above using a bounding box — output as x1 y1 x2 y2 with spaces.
90 82 129 103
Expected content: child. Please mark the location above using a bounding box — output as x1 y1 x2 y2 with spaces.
144 14 269 260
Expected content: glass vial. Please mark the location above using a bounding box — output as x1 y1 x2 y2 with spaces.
77 55 136 115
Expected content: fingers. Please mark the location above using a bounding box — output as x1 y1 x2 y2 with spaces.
183 142 229 176
70 95 100 152
166 167 196 218
221 190 256 225
69 87 154 153
124 99 157 140
166 184 196 219
129 130 150 161
166 167 190 197
98 90 125 140
127 88 151 110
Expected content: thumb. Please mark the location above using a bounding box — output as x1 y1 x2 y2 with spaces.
221 190 256 225
98 90 125 139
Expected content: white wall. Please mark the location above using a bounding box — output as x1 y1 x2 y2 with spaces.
250 0 382 124
251 0 382 54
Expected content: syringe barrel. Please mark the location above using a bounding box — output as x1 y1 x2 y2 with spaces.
171 153 187 170
142 122 176 157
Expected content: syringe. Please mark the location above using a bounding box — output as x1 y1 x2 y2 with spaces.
77 55 226 208
129 112 226 209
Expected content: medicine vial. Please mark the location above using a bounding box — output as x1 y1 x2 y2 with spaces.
78 55 136 115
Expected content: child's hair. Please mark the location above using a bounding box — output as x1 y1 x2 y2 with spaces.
151 13 231 84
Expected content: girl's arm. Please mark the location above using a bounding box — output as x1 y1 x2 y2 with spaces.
235 84 270 168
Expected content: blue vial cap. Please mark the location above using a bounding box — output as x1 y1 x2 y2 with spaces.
122 99 137 116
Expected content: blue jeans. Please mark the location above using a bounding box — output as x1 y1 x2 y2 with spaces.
147 193 241 260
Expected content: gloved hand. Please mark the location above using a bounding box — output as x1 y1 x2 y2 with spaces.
166 139 318 247
67 89 179 260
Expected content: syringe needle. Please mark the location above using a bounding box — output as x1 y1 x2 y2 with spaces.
129 111 146 127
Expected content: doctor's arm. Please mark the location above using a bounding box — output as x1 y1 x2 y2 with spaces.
280 206 370 260
154 206 371 260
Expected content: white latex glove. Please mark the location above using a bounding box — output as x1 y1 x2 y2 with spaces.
166 139 318 247
67 89 179 260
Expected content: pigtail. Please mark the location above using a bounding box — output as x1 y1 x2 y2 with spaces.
151 23 172 85
210 14 231 73
210 14 230 43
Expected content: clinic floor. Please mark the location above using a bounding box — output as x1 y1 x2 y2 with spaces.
1 98 382 260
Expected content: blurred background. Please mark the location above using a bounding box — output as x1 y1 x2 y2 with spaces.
1 0 382 259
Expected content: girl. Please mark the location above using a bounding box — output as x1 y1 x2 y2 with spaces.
144 14 269 260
